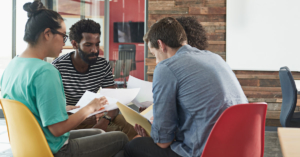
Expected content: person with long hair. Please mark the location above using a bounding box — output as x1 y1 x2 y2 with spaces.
0 1 128 157
176 16 208 50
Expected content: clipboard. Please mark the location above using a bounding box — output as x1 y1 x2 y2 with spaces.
116 102 152 136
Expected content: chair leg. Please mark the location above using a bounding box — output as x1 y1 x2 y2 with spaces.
124 77 127 88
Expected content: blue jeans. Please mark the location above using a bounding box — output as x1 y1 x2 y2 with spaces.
54 129 128 157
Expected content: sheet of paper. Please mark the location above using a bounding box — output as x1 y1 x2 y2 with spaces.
127 75 153 108
99 88 140 105
68 91 118 117
140 104 153 121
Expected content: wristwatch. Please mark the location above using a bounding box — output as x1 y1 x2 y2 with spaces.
103 115 112 125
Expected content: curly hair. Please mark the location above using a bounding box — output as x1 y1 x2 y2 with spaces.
69 19 101 43
176 17 208 50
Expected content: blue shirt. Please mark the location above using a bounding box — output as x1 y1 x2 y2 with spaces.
151 45 248 157
0 57 69 154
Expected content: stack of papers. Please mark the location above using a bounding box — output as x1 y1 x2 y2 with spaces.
68 91 116 117
68 76 154 119
127 75 153 108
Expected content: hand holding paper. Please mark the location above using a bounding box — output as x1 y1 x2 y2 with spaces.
127 75 153 108
134 124 149 137
68 91 118 117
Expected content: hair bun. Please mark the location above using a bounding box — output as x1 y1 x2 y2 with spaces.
23 1 46 18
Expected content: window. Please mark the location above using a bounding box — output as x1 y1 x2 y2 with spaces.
52 0 106 56
0 1 13 79
16 0 32 56
109 0 145 87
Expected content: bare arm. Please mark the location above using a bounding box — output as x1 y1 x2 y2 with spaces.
157 142 172 149
48 106 93 137
48 97 107 137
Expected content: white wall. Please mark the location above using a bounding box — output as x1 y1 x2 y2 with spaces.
227 0 300 71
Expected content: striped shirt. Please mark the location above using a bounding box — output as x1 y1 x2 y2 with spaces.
52 52 114 106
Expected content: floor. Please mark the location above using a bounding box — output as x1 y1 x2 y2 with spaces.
0 118 13 157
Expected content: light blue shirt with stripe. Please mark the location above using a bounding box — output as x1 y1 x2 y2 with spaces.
151 45 248 157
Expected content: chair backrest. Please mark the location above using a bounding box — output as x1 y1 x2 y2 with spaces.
114 60 124 79
118 44 136 71
279 66 298 127
123 59 132 77
0 99 53 157
201 103 267 157
109 60 115 71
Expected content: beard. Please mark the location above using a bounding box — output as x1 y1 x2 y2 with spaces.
78 47 99 65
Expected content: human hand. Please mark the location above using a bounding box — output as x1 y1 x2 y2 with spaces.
87 96 108 112
134 124 149 137
81 115 97 125
106 109 119 121
95 112 105 123
150 116 154 124
66 105 80 112
139 107 147 113
81 112 106 125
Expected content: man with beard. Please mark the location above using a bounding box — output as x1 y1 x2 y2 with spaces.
52 19 137 140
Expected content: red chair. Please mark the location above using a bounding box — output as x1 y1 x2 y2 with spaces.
201 102 267 157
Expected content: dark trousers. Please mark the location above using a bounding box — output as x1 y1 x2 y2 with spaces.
54 129 128 157
75 114 137 140
124 137 181 157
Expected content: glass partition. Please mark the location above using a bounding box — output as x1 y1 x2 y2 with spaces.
109 0 145 87
51 0 106 59
52 0 145 85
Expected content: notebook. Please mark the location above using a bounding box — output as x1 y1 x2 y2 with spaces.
116 102 153 136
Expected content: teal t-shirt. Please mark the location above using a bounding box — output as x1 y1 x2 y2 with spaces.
0 57 70 154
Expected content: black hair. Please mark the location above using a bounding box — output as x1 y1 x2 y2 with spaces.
176 17 208 50
69 19 101 43
23 1 64 45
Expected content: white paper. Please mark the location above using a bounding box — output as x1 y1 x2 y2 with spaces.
127 75 153 108
143 109 153 121
68 91 118 117
99 88 140 105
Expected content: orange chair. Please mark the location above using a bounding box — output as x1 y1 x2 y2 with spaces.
201 102 267 157
0 99 53 157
